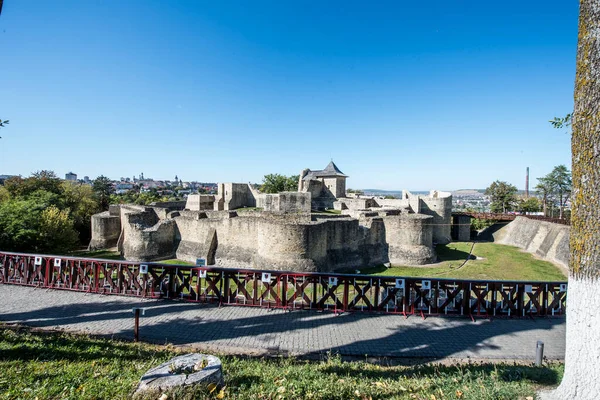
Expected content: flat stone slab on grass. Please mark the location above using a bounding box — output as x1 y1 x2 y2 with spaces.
135 353 223 395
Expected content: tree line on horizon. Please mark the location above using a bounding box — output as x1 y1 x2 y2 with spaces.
0 171 179 254
485 164 572 219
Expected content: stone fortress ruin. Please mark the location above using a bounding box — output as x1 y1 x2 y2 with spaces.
89 162 452 272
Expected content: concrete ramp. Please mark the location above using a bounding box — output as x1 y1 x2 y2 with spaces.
493 217 569 272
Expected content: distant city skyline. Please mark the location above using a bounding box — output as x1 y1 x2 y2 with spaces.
0 1 576 190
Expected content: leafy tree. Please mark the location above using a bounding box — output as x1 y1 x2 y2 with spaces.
288 176 299 191
109 189 169 206
484 180 517 213
547 165 572 219
0 191 77 253
517 197 541 213
0 186 9 203
261 174 299 193
0 172 103 252
535 177 554 216
3 170 62 197
39 206 79 253
0 198 44 252
60 181 99 242
92 176 114 211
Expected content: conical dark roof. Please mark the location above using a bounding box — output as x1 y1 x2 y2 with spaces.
304 161 347 179
321 161 347 177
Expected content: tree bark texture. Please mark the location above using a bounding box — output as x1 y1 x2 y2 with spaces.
541 1 600 398
570 0 600 279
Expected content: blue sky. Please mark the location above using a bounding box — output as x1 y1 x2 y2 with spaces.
0 1 577 190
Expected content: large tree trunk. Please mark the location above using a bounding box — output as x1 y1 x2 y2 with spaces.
540 1 600 398
542 196 548 216
559 194 564 219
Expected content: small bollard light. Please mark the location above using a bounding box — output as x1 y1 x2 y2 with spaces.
535 340 544 366
132 307 146 342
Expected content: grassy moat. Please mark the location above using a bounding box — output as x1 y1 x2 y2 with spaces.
71 242 566 282
0 325 563 400
358 242 567 282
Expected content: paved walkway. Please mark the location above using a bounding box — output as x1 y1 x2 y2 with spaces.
0 285 566 361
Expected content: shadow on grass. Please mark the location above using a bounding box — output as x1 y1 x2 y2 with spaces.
226 373 264 388
0 325 561 389
69 249 124 260
435 244 475 263
319 362 560 386
0 325 173 362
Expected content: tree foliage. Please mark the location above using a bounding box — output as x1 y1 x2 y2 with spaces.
485 180 518 213
535 177 554 216
0 171 100 253
0 191 78 253
536 165 572 219
3 171 62 197
518 197 541 213
61 181 100 242
92 176 114 211
549 113 572 131
110 189 169 206
260 174 299 194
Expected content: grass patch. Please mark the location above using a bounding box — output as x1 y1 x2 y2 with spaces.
160 259 195 266
360 243 566 281
234 207 263 213
67 250 192 266
69 249 124 260
0 325 563 400
313 209 342 215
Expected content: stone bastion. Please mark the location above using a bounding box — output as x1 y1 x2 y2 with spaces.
89 205 447 272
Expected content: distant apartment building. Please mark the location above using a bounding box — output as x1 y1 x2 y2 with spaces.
65 172 77 181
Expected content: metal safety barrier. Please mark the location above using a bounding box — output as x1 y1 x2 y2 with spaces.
0 251 568 318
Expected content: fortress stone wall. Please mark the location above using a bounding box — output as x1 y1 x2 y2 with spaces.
88 205 121 250
334 190 452 245
89 162 452 271
90 202 439 271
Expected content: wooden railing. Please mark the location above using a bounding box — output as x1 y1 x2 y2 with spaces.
0 251 567 318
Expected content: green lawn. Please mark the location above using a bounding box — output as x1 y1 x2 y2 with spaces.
359 243 567 281
160 259 194 266
70 243 566 282
67 250 192 266
233 207 263 213
0 325 563 400
313 209 343 215
69 249 124 260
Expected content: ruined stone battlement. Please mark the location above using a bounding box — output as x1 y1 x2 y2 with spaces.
90 202 439 271
88 163 453 271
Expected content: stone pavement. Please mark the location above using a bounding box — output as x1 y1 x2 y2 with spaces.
0 285 566 361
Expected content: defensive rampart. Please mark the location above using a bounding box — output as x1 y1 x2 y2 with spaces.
89 203 440 271
492 216 570 271
334 190 452 245
88 206 121 250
